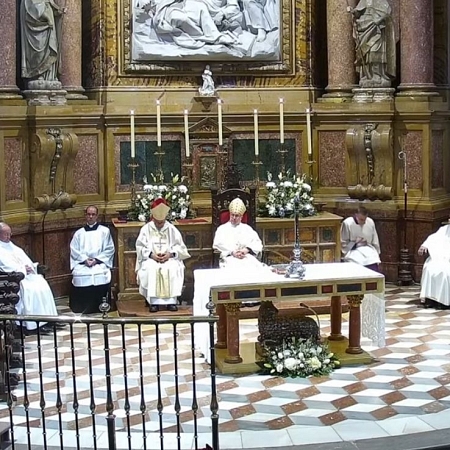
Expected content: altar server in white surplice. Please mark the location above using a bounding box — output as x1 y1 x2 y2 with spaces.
136 198 190 313
69 206 115 314
0 222 58 331
418 223 450 308
341 206 381 271
213 197 263 271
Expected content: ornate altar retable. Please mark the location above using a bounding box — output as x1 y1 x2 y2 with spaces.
193 262 385 373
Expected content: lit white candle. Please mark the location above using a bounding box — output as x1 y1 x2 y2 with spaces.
130 110 135 158
156 100 161 147
218 99 223 146
306 107 312 156
279 98 284 144
184 109 190 158
254 109 259 156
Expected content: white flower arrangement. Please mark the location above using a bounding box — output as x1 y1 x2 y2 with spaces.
262 338 339 378
129 173 191 222
260 171 316 218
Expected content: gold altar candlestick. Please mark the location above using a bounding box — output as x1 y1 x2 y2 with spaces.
277 142 288 174
128 158 139 203
218 143 228 190
252 154 263 187
183 152 194 188
154 147 165 182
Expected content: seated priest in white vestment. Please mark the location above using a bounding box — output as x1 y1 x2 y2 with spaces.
213 197 263 271
418 223 450 309
0 222 60 332
69 206 115 314
341 206 381 272
135 198 190 313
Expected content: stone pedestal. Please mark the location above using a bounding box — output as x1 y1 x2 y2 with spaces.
23 80 67 106
398 0 438 96
322 0 357 100
0 0 21 99
59 0 87 99
352 87 395 103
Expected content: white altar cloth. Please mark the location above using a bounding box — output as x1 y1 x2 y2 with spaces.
193 262 385 363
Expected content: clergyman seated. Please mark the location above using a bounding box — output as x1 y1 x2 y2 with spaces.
69 206 115 314
418 221 450 309
0 222 63 334
213 197 263 271
340 206 381 272
135 199 190 313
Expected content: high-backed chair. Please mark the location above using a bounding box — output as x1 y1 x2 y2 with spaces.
210 186 257 266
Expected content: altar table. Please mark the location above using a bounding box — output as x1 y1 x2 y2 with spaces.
193 262 385 365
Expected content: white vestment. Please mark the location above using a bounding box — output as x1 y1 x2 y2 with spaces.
213 221 263 270
341 216 381 266
420 225 450 306
70 224 115 287
135 221 190 305
0 240 57 330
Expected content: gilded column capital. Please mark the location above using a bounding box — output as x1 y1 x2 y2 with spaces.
347 294 364 308
224 302 241 315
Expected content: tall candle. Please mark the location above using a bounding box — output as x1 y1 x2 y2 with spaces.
184 109 190 158
254 109 259 156
306 107 312 156
218 99 223 146
156 100 161 147
279 98 284 144
130 110 135 158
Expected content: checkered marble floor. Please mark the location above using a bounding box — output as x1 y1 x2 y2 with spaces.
2 283 450 449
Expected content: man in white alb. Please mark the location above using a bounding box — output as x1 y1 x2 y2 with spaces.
213 197 263 271
418 221 450 309
341 206 381 271
135 198 190 313
69 206 115 314
0 222 60 332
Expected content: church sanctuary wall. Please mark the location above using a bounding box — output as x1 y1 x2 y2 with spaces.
1 0 450 299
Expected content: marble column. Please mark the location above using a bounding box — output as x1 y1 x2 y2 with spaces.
0 0 21 99
322 0 357 99
59 0 87 99
398 0 437 95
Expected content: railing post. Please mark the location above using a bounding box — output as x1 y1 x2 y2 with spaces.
209 322 219 450
103 322 117 450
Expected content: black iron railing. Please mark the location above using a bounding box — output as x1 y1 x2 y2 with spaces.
0 315 218 450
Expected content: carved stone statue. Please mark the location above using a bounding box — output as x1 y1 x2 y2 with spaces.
348 0 396 88
20 0 65 82
199 65 215 96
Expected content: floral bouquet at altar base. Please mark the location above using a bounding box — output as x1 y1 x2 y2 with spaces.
261 337 340 378
259 171 317 218
129 173 191 222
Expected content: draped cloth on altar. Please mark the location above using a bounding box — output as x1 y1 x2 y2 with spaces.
193 263 386 364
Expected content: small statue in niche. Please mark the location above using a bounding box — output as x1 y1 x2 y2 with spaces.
198 65 216 96
347 0 396 88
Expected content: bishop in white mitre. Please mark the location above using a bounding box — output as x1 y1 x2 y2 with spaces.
213 197 263 271
135 198 190 313
70 206 115 314
0 222 58 330
419 222 450 308
341 206 381 271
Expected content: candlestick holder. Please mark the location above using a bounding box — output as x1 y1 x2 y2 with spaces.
154 146 166 182
305 158 316 180
277 142 288 174
128 158 140 204
252 155 263 187
218 144 228 190
183 152 194 188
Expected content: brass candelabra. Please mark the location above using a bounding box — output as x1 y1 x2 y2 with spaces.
183 151 194 188
277 142 288 174
218 144 228 190
252 154 263 187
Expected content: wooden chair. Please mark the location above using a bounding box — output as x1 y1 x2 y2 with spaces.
210 186 257 266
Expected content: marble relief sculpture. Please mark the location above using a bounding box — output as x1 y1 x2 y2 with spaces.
132 0 280 61
348 0 396 88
